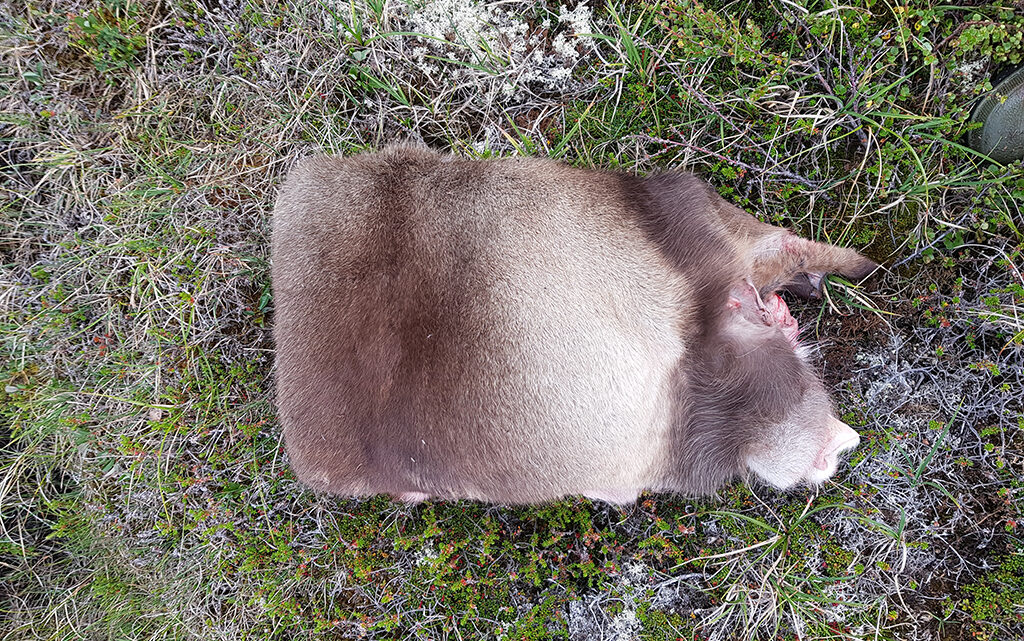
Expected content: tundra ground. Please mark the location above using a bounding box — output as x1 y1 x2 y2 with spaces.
2 1 1023 639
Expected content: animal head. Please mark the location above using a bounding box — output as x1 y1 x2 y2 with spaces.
723 268 865 490
744 382 861 490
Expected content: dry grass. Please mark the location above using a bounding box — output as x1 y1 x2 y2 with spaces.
2 0 1023 639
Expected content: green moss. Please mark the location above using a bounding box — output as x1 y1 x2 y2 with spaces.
955 551 1024 639
638 603 697 640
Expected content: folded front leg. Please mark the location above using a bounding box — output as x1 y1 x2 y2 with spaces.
772 233 878 299
706 197 878 299
742 230 878 299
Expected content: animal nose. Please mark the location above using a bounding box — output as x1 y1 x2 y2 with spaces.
830 419 861 456
809 418 861 482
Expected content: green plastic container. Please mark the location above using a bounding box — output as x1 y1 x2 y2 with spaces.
970 65 1024 164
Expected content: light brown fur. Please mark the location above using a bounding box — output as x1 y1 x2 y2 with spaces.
272 146 877 504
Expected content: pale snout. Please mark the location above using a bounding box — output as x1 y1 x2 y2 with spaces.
746 417 862 490
804 418 861 485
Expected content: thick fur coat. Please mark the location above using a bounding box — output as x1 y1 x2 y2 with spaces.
272 146 877 504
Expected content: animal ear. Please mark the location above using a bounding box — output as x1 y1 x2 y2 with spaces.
752 232 879 300
728 280 760 312
726 280 772 332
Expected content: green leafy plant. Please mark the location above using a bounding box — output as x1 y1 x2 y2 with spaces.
67 1 146 73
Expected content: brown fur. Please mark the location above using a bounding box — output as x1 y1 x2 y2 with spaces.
271 146 878 504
